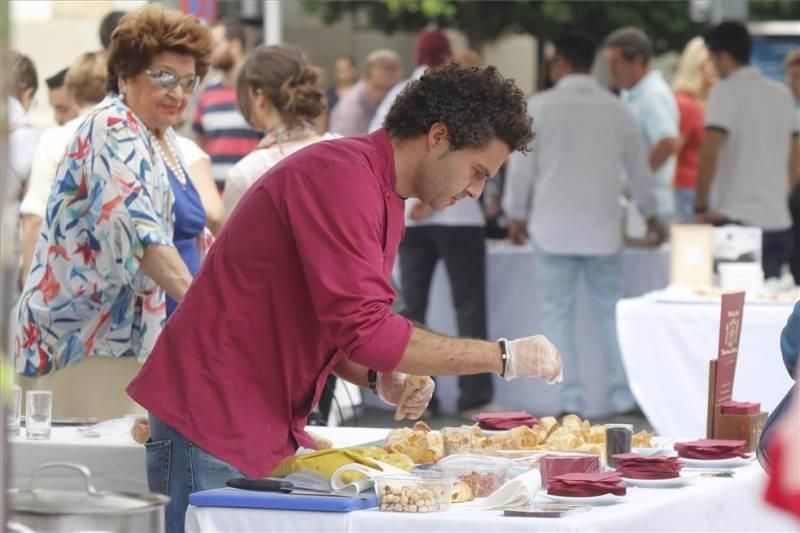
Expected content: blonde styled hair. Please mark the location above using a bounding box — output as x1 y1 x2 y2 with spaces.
673 37 711 97
66 52 108 106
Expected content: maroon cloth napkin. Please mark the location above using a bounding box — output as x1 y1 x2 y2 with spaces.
548 472 626 497
674 439 748 459
614 453 683 480
540 455 601 488
472 411 538 430
720 401 760 415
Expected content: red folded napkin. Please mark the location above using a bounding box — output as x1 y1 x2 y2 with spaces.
540 455 601 488
674 439 748 460
548 472 626 497
720 401 761 415
472 411 538 430
614 453 683 479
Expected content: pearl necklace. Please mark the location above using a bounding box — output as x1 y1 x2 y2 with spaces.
153 136 188 187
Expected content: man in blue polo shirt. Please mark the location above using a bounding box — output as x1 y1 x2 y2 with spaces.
604 27 679 224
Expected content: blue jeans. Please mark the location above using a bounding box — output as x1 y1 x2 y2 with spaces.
146 414 243 533
534 247 634 414
674 187 696 224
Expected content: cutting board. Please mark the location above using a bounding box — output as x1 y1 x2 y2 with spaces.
189 487 379 512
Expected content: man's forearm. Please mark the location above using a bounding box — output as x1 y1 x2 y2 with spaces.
332 357 370 388
649 138 677 171
695 130 726 208
394 326 502 376
789 137 800 189
140 243 193 301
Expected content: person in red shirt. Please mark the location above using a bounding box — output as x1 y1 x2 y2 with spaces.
671 37 718 224
764 368 800 518
127 63 562 532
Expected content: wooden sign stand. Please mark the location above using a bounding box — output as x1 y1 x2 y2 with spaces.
706 293 767 453
707 360 767 452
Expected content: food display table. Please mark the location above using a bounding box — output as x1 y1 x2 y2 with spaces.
617 295 795 437
12 424 794 532
186 462 795 532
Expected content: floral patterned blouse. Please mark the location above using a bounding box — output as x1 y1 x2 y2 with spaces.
15 96 179 376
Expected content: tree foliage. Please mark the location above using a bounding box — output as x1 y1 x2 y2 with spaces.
304 0 800 52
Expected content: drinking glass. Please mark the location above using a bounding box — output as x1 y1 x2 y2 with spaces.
26 390 52 440
6 385 21 435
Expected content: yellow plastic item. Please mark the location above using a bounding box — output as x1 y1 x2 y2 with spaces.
271 449 382 483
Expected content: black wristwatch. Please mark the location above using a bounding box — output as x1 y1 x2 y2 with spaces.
367 369 378 395
693 204 708 214
498 338 510 378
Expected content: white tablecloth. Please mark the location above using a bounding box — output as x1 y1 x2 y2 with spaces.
186 462 797 532
371 243 670 418
617 296 796 438
9 425 146 493
8 425 388 494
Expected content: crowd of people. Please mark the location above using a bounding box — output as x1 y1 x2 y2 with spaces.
5 3 800 528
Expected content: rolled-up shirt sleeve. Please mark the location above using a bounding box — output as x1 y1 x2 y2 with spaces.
283 165 412 372
641 95 679 146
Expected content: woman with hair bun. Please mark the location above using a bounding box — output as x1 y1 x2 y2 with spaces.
223 44 336 216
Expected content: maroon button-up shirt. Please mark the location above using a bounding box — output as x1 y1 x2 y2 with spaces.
128 130 412 477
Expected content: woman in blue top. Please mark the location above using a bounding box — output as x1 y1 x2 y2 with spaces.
157 145 207 316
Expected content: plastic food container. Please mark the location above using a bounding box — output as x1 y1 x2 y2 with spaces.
433 454 510 498
441 426 484 455
373 473 455 513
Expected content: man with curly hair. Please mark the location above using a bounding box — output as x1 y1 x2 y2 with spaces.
129 64 563 515
370 31 494 417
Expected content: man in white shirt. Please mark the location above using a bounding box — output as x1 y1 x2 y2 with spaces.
45 68 80 126
695 22 800 280
604 27 679 223
371 31 494 416
504 32 663 417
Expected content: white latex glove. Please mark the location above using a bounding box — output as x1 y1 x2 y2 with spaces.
503 335 563 383
377 372 435 420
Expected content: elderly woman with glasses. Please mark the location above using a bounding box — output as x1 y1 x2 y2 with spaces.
14 4 212 419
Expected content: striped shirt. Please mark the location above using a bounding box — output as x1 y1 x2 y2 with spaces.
192 82 261 189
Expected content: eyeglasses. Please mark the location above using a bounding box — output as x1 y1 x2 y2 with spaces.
145 69 200 93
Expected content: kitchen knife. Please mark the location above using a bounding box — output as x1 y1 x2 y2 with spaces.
226 477 369 498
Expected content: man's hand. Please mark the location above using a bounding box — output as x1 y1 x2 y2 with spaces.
503 335 563 383
645 217 667 245
376 372 435 420
508 219 528 245
695 210 727 225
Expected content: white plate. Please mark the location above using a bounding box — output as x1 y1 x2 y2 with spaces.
540 492 626 506
679 455 755 469
621 475 691 488
633 437 676 457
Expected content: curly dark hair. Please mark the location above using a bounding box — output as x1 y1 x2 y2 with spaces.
384 63 533 153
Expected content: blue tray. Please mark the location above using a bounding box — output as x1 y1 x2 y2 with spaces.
189 487 378 512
